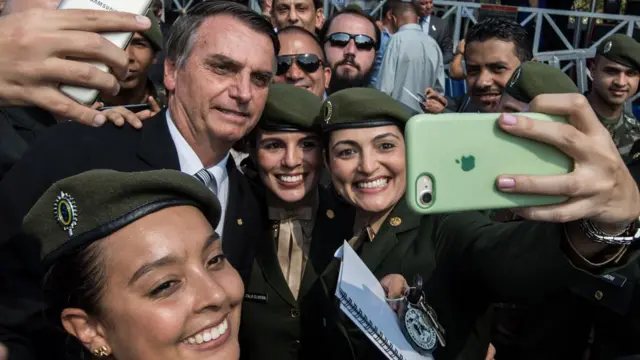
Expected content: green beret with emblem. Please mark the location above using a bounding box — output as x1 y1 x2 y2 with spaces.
23 169 221 271
259 83 323 132
319 87 412 132
505 61 579 103
143 9 163 51
596 34 640 71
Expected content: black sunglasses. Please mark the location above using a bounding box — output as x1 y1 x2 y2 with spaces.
324 32 376 51
276 53 323 76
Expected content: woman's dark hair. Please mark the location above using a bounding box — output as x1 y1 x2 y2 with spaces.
43 242 106 328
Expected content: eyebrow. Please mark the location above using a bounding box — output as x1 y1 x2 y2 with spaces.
203 54 274 77
331 132 400 151
128 233 219 286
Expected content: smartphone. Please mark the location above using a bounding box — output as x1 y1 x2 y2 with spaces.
57 0 152 105
405 112 574 214
97 103 151 112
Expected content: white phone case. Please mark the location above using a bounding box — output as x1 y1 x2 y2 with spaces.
57 0 153 105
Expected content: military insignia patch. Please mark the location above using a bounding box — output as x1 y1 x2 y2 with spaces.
324 101 333 124
54 191 78 236
508 67 522 88
604 41 613 54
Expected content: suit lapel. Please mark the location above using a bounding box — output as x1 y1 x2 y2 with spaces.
360 197 421 273
136 112 180 169
256 221 297 306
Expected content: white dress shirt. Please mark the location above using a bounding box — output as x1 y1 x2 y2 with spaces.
166 110 230 237
420 15 431 34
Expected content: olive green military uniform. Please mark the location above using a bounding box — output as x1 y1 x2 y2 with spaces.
303 88 640 360
592 34 640 156
238 84 355 360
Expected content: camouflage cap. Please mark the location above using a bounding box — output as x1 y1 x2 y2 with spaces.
259 83 323 132
23 169 221 271
318 87 412 132
596 34 640 71
505 61 580 103
142 9 163 51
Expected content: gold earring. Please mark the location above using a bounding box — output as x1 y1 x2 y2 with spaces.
92 345 110 357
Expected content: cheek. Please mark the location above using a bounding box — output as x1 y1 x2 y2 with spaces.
325 48 342 67
303 150 322 175
257 151 280 176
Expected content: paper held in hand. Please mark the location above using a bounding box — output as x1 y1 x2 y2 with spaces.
334 241 433 360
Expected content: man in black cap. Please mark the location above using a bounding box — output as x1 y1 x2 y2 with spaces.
587 33 640 157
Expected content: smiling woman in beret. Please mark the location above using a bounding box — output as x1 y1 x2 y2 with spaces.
24 169 244 360
315 87 640 360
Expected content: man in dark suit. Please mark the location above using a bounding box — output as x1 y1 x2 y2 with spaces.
413 0 453 64
0 2 279 359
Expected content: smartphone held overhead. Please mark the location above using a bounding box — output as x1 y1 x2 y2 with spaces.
404 112 574 215
57 0 153 105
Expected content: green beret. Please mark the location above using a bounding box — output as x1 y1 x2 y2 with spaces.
505 61 579 103
142 9 163 51
319 88 412 132
597 34 640 71
23 169 220 271
259 83 323 132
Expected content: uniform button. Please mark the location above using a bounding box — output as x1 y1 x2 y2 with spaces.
594 290 604 300
291 308 300 318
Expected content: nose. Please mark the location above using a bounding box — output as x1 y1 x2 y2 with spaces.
191 268 230 313
126 45 135 64
474 69 494 90
286 61 305 82
228 73 253 104
357 148 379 175
287 8 300 23
614 73 628 87
283 143 303 168
344 39 358 56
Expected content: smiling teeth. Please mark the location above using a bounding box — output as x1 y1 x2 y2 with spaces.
184 319 228 345
278 175 303 183
357 178 388 189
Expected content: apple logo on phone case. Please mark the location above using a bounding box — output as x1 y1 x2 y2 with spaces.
455 155 475 172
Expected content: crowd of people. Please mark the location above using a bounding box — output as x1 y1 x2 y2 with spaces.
1 0 640 359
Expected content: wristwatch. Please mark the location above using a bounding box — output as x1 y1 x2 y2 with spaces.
579 217 640 246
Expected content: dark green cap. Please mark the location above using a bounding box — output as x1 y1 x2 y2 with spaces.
142 9 163 51
596 34 640 71
319 87 412 132
505 61 579 103
259 83 323 132
23 169 221 271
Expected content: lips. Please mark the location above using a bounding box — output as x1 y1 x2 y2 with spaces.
355 177 389 190
183 318 229 346
215 107 250 121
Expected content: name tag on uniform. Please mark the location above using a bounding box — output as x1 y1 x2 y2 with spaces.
244 292 268 303
600 273 627 288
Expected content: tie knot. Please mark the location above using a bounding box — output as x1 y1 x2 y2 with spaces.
194 168 218 195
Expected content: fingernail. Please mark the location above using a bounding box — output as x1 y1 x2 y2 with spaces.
501 114 517 126
112 83 121 96
498 178 516 189
136 15 151 25
94 114 106 127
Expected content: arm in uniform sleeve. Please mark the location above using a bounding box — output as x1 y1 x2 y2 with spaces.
376 37 399 95
435 212 640 302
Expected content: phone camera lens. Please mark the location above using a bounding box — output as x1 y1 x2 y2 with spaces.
420 191 433 206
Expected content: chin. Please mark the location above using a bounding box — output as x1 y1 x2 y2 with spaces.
354 195 396 215
272 188 307 204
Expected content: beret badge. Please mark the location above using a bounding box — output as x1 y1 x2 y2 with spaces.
604 41 612 54
508 67 522 88
324 101 333 124
53 191 78 236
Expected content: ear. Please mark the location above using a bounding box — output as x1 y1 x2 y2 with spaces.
164 59 178 92
315 9 325 30
61 308 110 355
323 66 332 91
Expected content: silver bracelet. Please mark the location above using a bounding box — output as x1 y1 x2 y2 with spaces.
578 218 639 246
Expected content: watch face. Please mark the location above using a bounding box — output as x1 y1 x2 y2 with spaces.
404 306 437 351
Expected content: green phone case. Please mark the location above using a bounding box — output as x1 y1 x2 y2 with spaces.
405 112 574 214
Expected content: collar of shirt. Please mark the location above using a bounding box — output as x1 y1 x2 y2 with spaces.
165 109 229 184
420 15 431 31
399 23 423 33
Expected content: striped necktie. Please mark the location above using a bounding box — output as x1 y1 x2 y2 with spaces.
194 168 218 195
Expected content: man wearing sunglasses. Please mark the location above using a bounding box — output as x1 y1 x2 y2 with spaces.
275 26 331 98
271 0 324 34
318 5 380 94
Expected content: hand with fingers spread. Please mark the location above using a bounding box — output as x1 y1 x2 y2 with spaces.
421 88 448 114
380 273 408 313
495 93 640 235
0 8 151 126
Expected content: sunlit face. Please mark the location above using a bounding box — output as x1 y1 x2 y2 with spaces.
323 14 377 83
165 15 275 147
412 0 433 17
327 125 406 214
255 130 322 203
272 0 322 33
75 206 243 360
590 56 640 106
276 31 331 98
465 39 522 113
121 33 156 90
497 93 528 113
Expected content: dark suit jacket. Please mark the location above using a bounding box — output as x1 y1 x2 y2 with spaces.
427 15 454 65
0 112 263 360
239 185 354 360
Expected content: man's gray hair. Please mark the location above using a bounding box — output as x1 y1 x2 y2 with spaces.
166 1 279 69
